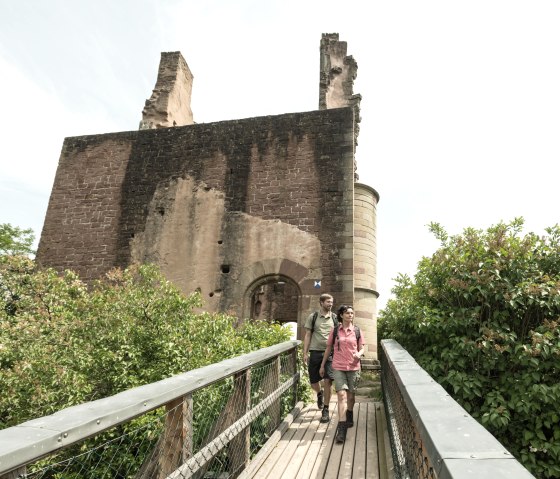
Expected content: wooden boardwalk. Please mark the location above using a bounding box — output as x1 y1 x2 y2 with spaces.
239 398 394 479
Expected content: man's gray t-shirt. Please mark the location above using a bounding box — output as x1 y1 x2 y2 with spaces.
304 312 336 351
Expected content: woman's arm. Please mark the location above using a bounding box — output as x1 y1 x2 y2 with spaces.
353 335 365 360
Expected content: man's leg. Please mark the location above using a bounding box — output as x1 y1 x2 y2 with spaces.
323 379 332 404
311 381 324 408
310 381 322 395
308 352 324 409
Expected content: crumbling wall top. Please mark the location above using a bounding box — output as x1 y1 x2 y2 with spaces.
140 52 194 129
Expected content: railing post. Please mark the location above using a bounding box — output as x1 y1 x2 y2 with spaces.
0 467 26 479
229 369 252 477
130 397 195 479
155 394 193 479
290 346 298 407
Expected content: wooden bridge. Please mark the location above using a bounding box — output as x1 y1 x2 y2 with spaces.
241 397 393 479
0 340 535 479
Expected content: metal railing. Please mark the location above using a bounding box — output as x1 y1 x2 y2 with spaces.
380 339 534 479
0 340 300 479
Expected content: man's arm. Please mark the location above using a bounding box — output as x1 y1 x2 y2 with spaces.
303 328 312 364
319 330 334 377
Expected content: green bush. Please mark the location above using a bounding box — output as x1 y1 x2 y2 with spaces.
379 219 560 478
0 258 293 426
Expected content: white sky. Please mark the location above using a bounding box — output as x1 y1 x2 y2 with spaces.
1 0 559 311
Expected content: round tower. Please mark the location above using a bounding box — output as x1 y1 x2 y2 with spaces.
353 183 380 358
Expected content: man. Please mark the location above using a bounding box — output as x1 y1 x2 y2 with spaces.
303 293 336 423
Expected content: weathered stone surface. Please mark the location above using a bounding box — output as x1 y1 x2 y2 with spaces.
319 33 361 179
37 108 356 324
139 52 194 129
37 35 380 356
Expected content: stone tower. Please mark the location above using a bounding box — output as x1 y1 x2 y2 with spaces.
319 33 379 355
37 34 380 356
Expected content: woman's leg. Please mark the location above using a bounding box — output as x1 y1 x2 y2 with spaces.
337 389 347 421
346 391 355 426
336 388 348 442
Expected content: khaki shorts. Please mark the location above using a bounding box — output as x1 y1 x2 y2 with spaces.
333 369 361 393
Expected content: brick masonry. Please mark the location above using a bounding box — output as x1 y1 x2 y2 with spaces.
37 35 380 357
37 107 356 328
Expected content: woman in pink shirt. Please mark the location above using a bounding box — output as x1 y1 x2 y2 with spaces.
319 305 364 443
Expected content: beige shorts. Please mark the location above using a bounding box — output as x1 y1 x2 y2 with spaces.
333 369 361 392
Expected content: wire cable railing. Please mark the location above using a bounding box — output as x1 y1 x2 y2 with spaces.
0 340 300 479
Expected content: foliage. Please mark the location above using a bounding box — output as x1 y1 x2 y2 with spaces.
0 258 296 476
0 259 293 425
379 219 560 478
0 223 35 256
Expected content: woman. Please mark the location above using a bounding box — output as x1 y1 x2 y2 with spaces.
319 305 364 443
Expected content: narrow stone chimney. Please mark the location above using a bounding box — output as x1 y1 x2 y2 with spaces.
139 52 194 129
319 33 361 179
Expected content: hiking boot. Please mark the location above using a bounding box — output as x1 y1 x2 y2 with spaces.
317 390 324 409
335 422 347 443
346 410 354 428
320 407 330 423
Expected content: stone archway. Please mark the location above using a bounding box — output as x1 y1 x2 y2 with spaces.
246 275 300 325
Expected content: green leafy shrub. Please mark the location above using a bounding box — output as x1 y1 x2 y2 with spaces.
1 257 301 476
379 219 560 478
0 259 295 427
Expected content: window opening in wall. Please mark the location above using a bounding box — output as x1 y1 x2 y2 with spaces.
285 321 298 340
248 277 299 330
221 265 230 274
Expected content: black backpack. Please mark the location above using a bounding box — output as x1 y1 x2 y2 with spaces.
311 312 361 350
332 323 361 351
311 310 338 333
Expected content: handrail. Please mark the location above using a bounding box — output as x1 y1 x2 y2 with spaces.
381 339 534 479
0 340 300 476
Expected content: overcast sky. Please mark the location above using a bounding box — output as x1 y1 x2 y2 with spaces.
1 0 560 311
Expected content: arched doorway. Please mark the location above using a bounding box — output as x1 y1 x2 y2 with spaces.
246 275 301 338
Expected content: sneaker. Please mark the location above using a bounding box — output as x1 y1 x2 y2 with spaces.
346 410 354 428
320 407 330 423
335 422 347 443
317 390 324 409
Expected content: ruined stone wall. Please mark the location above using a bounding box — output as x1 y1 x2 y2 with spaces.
37 107 356 325
140 51 194 129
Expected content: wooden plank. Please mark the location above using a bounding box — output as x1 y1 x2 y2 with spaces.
238 402 303 479
366 403 380 479
251 405 317 478
279 406 322 479
352 403 369 479
338 403 359 478
322 401 344 479
293 404 334 479
246 398 385 479
309 399 339 479
377 403 395 479
376 404 389 479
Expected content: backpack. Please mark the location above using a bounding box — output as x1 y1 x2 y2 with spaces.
311 311 338 333
332 324 361 351
311 312 361 350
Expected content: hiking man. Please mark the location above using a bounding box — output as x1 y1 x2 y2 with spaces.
303 293 336 423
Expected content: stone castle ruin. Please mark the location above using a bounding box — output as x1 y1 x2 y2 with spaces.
37 34 380 356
